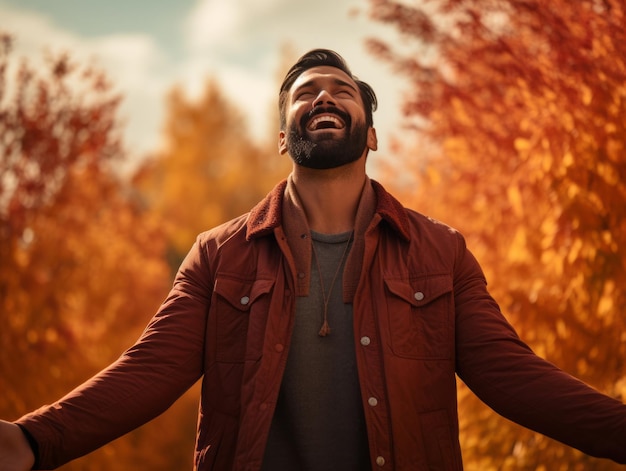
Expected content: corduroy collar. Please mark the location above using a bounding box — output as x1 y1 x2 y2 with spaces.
246 175 410 242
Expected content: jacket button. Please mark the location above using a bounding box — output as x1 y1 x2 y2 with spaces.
240 296 250 305
275 344 284 353
360 336 371 346
376 456 385 467
414 291 424 301
368 397 378 407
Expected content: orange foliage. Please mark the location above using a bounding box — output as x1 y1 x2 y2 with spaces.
368 1 626 469
0 35 199 470
136 78 291 269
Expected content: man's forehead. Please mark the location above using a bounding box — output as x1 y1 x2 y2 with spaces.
290 66 357 91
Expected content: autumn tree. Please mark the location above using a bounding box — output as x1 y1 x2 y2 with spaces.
0 35 198 470
368 0 626 469
136 78 291 270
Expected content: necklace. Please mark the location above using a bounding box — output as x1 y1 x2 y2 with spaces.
311 232 353 337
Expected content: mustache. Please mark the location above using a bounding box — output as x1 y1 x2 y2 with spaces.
299 106 351 130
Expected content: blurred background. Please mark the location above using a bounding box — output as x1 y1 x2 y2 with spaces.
1 0 625 469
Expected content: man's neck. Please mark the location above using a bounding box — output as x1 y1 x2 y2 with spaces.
291 160 367 234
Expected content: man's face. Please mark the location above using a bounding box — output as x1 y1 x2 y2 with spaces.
279 66 376 169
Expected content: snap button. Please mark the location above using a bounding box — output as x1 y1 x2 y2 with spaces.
240 296 250 305
368 397 378 407
376 456 385 467
360 336 371 346
414 291 424 301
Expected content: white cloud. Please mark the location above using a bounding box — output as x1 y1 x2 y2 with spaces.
91 34 165 88
3 7 163 79
1 4 170 166
186 0 241 51
2 7 75 55
185 0 285 52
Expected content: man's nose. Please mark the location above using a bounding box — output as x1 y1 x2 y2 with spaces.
314 89 336 107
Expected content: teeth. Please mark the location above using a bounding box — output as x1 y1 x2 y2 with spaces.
308 115 343 130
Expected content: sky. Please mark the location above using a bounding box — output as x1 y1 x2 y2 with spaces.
0 0 409 171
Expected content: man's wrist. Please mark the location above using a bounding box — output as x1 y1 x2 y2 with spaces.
16 424 38 470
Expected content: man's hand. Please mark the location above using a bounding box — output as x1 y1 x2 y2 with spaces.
0 420 35 471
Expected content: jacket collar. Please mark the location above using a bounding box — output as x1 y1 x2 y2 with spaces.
246 176 410 242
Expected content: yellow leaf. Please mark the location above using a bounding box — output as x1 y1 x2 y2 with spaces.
507 185 524 217
581 85 593 105
567 238 583 264
514 137 531 151
562 151 574 168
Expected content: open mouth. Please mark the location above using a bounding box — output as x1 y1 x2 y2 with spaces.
307 114 345 131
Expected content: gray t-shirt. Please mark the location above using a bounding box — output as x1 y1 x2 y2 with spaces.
261 230 371 470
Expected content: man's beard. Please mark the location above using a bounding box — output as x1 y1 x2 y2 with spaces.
285 107 368 170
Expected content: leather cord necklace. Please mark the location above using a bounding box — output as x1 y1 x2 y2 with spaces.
311 232 353 337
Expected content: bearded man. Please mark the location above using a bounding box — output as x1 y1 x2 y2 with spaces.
2 49 626 471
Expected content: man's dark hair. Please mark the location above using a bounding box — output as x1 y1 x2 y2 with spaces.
278 48 378 130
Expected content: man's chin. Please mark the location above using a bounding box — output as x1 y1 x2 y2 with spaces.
296 157 346 170
287 122 368 169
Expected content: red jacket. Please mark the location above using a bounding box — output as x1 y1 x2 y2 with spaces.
18 178 626 470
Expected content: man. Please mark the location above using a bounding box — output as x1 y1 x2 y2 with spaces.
1 49 625 471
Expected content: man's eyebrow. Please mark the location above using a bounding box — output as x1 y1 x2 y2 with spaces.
295 77 358 93
333 78 358 92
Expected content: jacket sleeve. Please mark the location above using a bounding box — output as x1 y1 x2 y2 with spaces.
453 234 626 464
15 237 213 469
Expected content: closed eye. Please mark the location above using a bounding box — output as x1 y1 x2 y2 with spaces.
336 89 355 97
295 91 315 100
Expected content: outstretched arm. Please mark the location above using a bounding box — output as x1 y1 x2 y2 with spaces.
12 236 214 469
453 241 626 463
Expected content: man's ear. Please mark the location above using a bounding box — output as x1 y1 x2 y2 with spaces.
278 130 288 155
367 127 378 151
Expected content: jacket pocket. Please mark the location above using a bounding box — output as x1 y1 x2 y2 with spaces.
384 274 453 359
211 275 275 362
